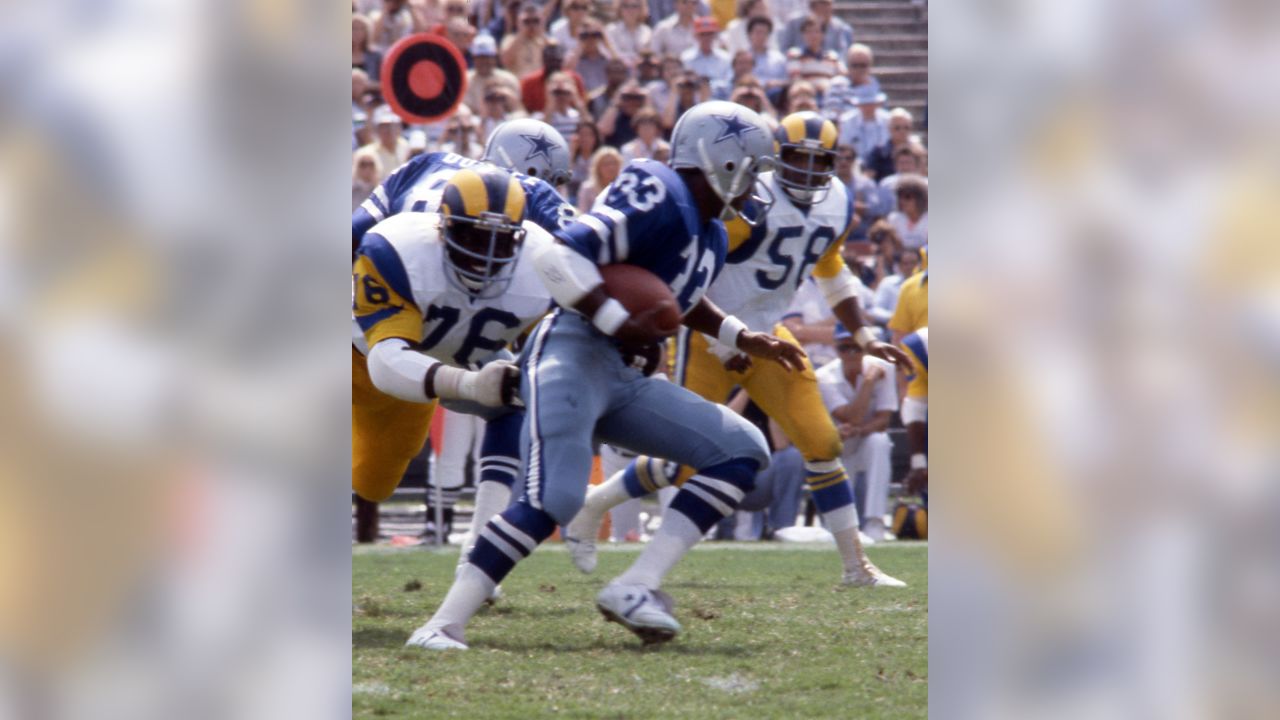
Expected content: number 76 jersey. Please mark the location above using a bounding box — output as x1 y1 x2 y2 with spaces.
709 171 856 332
351 212 555 368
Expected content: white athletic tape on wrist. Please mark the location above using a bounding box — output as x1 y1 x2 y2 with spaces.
910 453 927 470
592 298 630 336
854 327 878 350
718 316 748 348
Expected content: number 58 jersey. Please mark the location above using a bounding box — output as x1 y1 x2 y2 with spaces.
709 171 856 332
351 212 555 368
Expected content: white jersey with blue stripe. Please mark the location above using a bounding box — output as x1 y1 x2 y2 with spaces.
352 152 577 247
555 159 727 315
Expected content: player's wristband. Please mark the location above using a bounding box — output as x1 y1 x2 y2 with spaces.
854 327 878 350
592 298 630 336
718 316 748 348
910 453 927 470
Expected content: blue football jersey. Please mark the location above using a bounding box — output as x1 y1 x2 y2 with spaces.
352 152 576 248
555 159 727 314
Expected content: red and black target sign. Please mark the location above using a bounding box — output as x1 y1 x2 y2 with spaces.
381 34 468 125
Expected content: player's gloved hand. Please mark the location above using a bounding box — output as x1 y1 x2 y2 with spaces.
868 340 913 368
736 331 807 372
443 360 523 408
617 340 664 376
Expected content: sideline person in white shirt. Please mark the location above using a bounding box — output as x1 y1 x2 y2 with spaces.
817 324 899 540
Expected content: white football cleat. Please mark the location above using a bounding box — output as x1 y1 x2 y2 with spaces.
596 583 681 645
563 506 604 573
563 534 598 574
405 625 468 650
842 563 907 588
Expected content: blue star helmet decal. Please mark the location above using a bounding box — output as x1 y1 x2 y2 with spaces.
712 113 757 149
521 131 557 162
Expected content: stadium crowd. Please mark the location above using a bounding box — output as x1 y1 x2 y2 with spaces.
351 0 928 543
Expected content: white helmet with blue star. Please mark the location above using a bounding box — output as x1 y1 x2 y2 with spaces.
482 119 572 188
669 100 776 226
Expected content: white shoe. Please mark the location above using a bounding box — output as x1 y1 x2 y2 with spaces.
864 517 888 542
405 626 468 650
842 563 907 588
596 583 681 645
859 530 876 546
564 504 605 574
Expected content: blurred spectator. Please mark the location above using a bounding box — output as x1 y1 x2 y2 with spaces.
478 82 525 140
352 69 375 148
371 0 427 52
887 175 927 250
837 92 890 162
361 105 409 181
722 0 774 55
835 144 885 241
777 0 851 55
649 0 709 27
823 44 882 118
745 16 788 94
652 0 700 59
600 81 652 146
353 14 384 82
660 71 712 129
785 15 843 91
501 3 549 77
444 17 479 65
781 79 818 113
817 330 898 541
566 18 614 94
878 142 927 209
607 0 654 65
867 242 920 329
536 71 588 138
568 119 603 198
550 0 592 56
682 17 732 83
887 246 927 343
588 58 633 118
620 108 670 160
440 107 485 157
521 42 588 113
645 55 686 124
770 0 808 29
486 0 529 44
431 0 473 36
713 50 756 99
576 147 624 211
407 128 429 158
635 50 664 85
730 80 778 122
865 107 915 181
465 34 521 114
352 148 383 212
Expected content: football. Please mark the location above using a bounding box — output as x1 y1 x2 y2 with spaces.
600 264 682 338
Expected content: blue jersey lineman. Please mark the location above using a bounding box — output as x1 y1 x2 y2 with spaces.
410 102 808 650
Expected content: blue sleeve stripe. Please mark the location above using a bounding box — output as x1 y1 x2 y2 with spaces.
351 208 377 247
355 233 415 302
355 305 403 331
596 206 630 261
576 214 613 264
902 332 928 371
368 186 389 216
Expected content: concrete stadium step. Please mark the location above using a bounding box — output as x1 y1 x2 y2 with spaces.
855 34 927 51
876 67 929 84
836 2 923 21
850 19 924 36
874 48 928 65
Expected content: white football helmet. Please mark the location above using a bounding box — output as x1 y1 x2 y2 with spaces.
668 100 776 225
482 119 572 188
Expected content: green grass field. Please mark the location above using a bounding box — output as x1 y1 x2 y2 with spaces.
354 542 927 719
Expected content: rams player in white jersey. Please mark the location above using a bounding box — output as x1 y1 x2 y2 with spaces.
352 167 551 524
565 111 909 587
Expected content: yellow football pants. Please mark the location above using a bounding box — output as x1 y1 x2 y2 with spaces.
672 324 842 464
352 347 437 502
